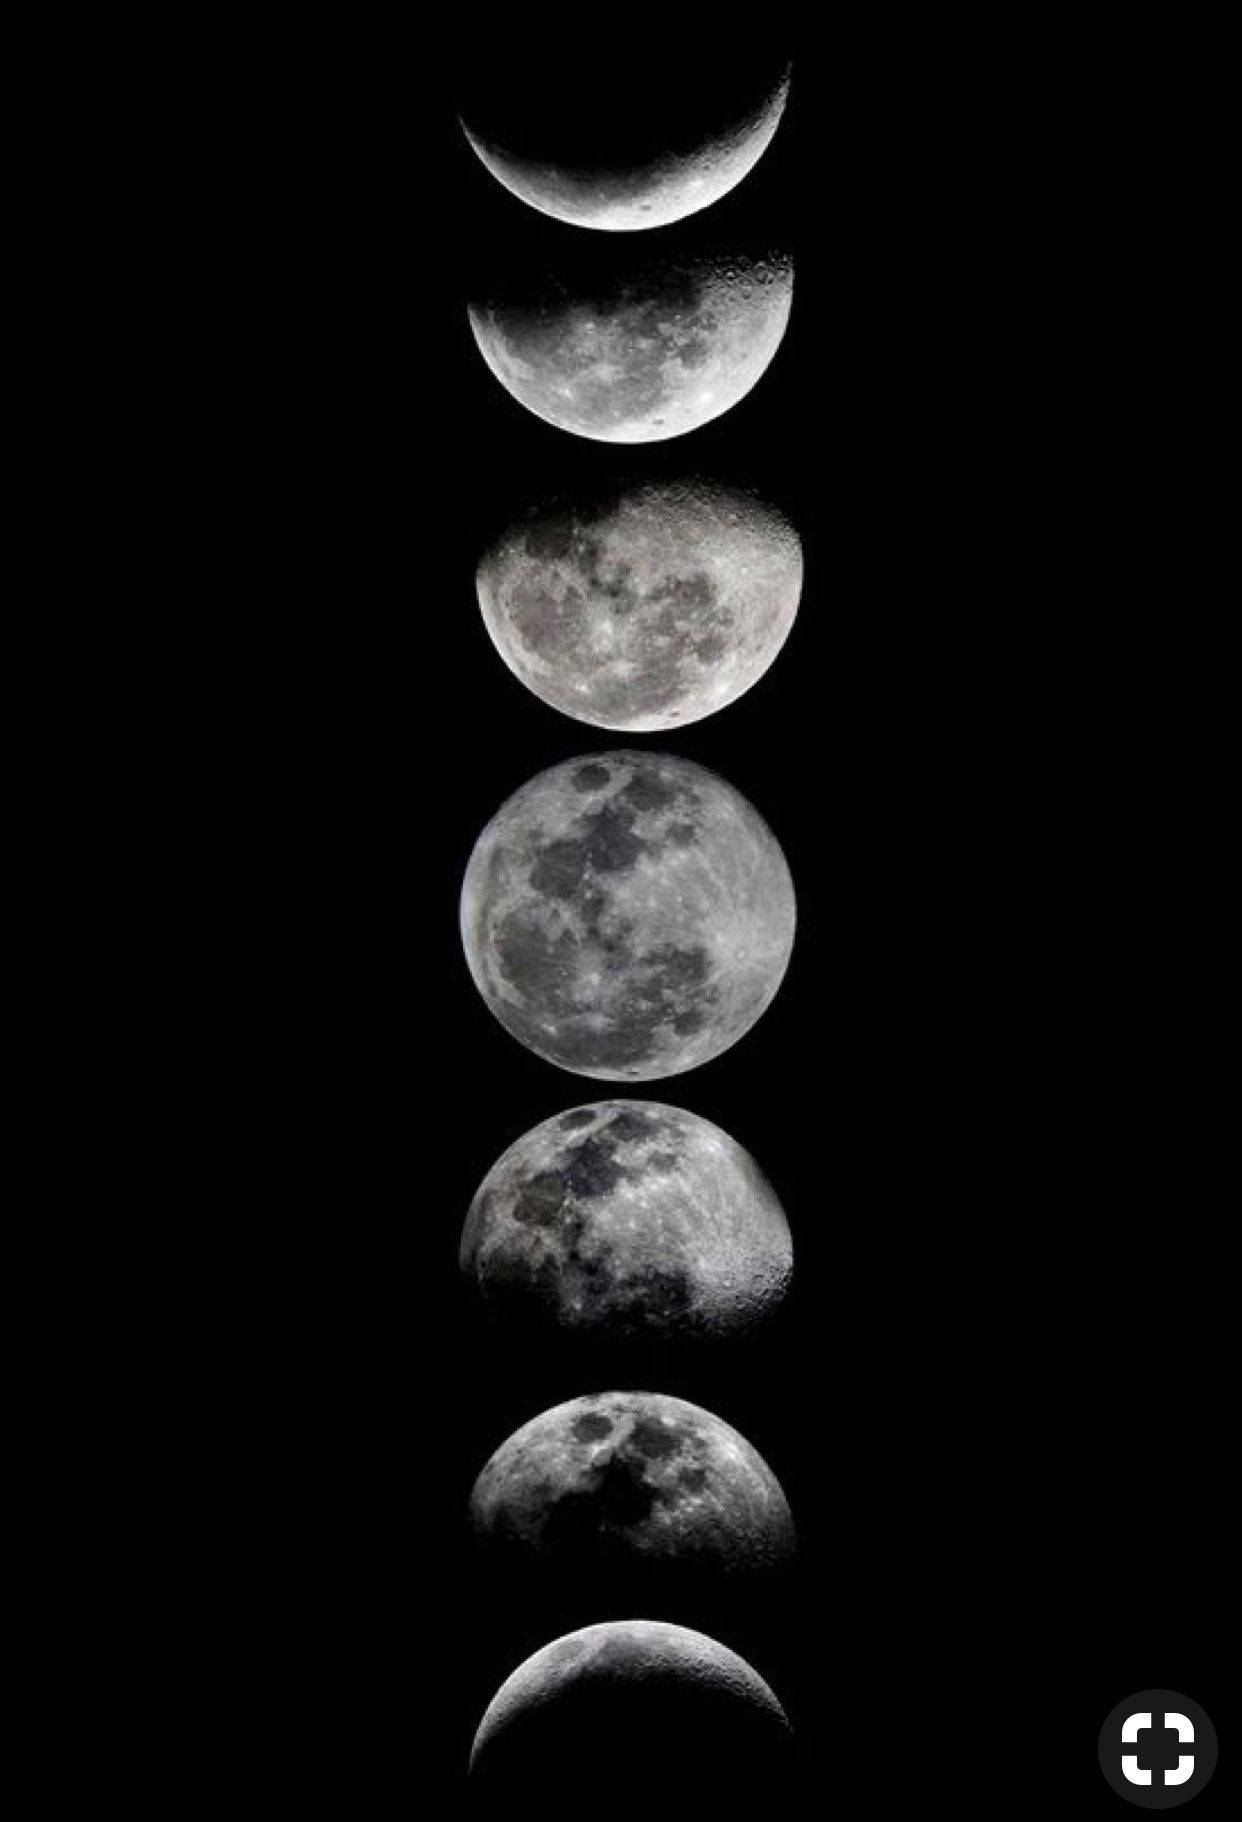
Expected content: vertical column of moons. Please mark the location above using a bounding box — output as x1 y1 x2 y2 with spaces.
454 43 802 1802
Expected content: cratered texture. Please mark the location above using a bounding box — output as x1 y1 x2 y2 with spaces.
460 1100 792 1341
460 56 791 231
476 478 802 730
459 751 795 1080
469 1619 792 1802
467 231 792 443
470 1391 795 1576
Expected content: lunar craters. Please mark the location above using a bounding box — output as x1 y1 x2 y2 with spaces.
467 233 793 443
459 751 795 1080
470 1391 795 1577
477 478 802 730
461 1101 792 1341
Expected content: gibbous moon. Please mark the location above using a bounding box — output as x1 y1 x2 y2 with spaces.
460 1100 792 1341
468 235 793 443
470 1391 795 1576
469 1620 792 1801
476 478 803 731
459 751 795 1080
460 63 790 232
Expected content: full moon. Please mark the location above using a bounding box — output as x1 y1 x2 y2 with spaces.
468 234 793 443
459 751 795 1079
470 1391 795 1576
469 1620 792 1801
460 61 791 231
460 1100 792 1341
476 478 803 730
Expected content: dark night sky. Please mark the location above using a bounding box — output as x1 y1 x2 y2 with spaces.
431 44 1228 1811
206 24 1230 1816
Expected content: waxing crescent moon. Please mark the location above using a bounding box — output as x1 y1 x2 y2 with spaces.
476 477 803 731
460 1100 792 1342
469 1619 792 1800
461 63 791 232
459 750 795 1080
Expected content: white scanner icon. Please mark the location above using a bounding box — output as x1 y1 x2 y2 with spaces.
1121 1712 1195 1787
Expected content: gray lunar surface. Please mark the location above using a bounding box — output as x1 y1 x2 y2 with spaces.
476 478 802 730
459 750 795 1080
460 1100 792 1340
470 1390 795 1573
468 244 793 443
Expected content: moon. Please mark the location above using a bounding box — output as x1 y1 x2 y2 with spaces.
470 1391 795 1578
476 478 802 730
460 1100 792 1341
467 234 793 443
459 751 795 1079
460 61 791 231
469 1619 792 1800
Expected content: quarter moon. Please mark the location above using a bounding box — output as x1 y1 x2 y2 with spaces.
469 1619 792 1800
467 235 793 444
470 1391 795 1575
460 63 791 232
460 1100 792 1342
476 478 803 731
459 750 795 1080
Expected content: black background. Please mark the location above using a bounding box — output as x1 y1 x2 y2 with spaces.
200 22 1230 1816
437 40 1228 1810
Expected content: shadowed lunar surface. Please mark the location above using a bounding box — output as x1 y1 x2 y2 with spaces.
476 478 803 730
469 1619 792 1802
460 1101 792 1341
459 751 795 1079
471 1391 795 1576
460 61 790 231
468 234 793 443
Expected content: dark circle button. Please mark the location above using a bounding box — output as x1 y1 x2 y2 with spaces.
1098 1690 1218 1808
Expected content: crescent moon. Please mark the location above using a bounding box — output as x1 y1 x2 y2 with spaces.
461 64 791 231
470 1619 792 1798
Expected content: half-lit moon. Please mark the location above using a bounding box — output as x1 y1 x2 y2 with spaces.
471 1390 795 1576
468 236 792 443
